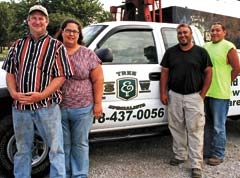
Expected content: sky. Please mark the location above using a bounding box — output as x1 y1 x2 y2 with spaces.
0 0 239 18
100 0 120 11
99 0 240 18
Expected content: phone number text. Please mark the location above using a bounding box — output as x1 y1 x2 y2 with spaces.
93 108 164 124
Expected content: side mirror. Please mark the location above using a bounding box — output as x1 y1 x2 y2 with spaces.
95 48 113 63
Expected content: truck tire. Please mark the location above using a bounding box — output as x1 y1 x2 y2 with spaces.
0 116 50 178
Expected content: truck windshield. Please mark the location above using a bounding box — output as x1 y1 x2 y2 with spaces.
82 25 107 47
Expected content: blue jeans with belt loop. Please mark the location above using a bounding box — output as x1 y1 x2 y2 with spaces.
61 105 93 178
12 103 66 178
204 97 229 159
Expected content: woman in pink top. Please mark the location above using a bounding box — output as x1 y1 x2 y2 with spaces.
57 18 104 178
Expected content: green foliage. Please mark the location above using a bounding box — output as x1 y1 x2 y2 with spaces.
0 0 113 48
48 12 79 36
0 2 12 46
0 47 8 60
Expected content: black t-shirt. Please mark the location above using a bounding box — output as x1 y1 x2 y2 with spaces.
160 44 212 94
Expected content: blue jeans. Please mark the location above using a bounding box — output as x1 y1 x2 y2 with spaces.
61 105 93 178
12 103 65 178
204 97 229 159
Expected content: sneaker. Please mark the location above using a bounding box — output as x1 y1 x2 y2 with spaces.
207 157 223 166
169 158 185 166
192 168 202 178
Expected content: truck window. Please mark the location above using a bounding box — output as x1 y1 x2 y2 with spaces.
161 28 178 49
99 30 157 64
82 25 107 47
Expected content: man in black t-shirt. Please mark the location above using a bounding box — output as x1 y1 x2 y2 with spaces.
160 24 212 178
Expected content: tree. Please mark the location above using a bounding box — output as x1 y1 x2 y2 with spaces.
0 2 14 50
40 0 112 26
2 0 113 44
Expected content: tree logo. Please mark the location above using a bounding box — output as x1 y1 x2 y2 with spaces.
117 78 138 100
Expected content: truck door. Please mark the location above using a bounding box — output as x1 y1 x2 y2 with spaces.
89 25 168 133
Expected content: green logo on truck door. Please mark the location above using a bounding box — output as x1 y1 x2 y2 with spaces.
117 78 138 100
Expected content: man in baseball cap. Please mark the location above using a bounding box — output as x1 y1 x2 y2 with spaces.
2 3 72 178
29 4 48 16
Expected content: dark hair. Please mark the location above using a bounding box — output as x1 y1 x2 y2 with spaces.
56 18 84 45
212 22 226 31
177 23 192 32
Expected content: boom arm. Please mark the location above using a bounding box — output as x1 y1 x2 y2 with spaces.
110 0 162 22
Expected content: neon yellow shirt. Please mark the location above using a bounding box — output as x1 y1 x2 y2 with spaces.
203 39 235 99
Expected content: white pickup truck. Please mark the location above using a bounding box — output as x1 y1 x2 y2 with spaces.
0 21 239 178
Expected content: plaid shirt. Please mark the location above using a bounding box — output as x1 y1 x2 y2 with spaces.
2 33 74 110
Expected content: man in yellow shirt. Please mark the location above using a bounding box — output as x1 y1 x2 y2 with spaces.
203 22 240 166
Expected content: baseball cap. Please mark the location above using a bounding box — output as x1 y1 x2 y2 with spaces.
29 5 48 16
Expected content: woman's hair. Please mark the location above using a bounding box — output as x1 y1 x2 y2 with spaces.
56 18 84 45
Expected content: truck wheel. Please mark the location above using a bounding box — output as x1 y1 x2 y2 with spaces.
0 116 50 178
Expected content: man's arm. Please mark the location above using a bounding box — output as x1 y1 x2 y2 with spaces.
160 67 169 105
200 66 212 99
6 73 18 100
39 76 66 99
22 76 66 104
227 48 240 82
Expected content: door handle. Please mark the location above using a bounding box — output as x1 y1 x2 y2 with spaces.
149 72 161 81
